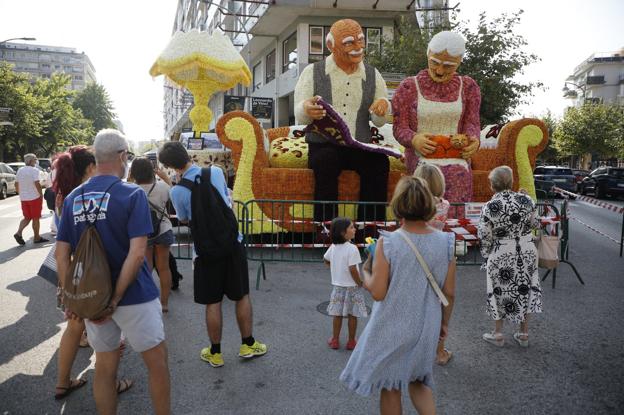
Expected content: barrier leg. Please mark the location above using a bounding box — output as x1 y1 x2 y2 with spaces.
620 213 623 257
560 260 584 285
552 267 557 289
541 269 551 282
255 261 266 291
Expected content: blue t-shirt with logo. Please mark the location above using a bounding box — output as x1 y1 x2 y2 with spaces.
57 175 159 306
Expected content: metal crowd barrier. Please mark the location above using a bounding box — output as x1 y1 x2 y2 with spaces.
170 199 574 290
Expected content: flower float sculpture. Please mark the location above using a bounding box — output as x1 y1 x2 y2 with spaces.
150 29 251 135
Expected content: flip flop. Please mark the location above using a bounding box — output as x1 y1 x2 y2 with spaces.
55 378 87 400
34 237 50 244
14 234 25 245
436 349 453 366
117 379 133 395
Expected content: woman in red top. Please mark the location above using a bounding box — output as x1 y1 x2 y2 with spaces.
392 31 481 205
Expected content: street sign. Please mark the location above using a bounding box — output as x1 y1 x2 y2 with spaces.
0 107 12 126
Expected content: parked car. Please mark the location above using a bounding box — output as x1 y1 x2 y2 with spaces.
38 158 52 172
571 169 590 192
533 166 577 194
0 162 18 199
7 162 50 188
579 167 624 199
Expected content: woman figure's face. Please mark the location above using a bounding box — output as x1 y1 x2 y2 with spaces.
343 222 357 241
427 50 462 83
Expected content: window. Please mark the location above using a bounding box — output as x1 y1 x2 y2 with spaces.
366 28 382 55
74 75 83 80
310 26 324 55
252 62 262 91
282 32 297 73
265 49 275 83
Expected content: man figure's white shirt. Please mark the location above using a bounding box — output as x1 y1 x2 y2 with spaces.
16 166 41 201
294 54 389 135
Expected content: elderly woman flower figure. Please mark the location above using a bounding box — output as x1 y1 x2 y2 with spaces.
150 29 251 135
392 31 481 204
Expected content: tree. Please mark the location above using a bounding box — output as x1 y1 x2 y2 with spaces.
72 82 116 133
537 110 561 164
553 104 624 163
367 10 542 126
0 62 94 160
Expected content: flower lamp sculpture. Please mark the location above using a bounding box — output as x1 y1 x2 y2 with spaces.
150 29 251 136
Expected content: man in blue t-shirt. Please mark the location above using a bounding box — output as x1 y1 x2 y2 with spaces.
159 141 267 368
56 129 170 415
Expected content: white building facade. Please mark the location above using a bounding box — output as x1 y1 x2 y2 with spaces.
162 0 445 139
0 42 96 90
565 49 624 107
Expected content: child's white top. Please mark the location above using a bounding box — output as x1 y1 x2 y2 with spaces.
324 242 362 287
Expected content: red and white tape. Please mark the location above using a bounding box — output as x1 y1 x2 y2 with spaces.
553 187 624 214
569 216 621 245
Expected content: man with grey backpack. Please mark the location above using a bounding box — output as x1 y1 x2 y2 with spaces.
56 129 171 415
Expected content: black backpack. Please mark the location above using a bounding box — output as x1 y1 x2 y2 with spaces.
147 182 165 239
178 167 238 258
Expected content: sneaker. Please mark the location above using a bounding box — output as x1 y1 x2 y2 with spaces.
346 339 357 350
239 341 268 359
327 337 340 350
482 332 505 347
200 348 224 367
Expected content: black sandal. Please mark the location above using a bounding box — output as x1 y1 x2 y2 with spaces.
55 378 87 400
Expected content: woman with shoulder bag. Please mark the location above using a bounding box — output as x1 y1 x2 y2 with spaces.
340 176 456 415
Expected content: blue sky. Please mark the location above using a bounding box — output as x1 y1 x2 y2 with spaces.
1 0 623 143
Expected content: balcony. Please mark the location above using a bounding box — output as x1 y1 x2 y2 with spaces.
586 75 605 85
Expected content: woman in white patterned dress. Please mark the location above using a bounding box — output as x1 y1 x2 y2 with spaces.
478 166 542 348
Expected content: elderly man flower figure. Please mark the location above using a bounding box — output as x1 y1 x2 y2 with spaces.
294 19 390 221
393 31 481 204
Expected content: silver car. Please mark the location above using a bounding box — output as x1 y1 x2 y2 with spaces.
0 162 18 199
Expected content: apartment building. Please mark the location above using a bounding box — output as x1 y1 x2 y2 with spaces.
163 0 454 139
0 42 96 90
564 48 624 107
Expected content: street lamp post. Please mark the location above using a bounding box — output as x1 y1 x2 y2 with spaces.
562 81 587 104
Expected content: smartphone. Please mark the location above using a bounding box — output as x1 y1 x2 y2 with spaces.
147 153 158 169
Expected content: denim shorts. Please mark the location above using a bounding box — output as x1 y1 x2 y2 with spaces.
148 229 175 247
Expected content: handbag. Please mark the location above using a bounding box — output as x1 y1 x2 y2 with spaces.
396 229 449 306
537 233 560 269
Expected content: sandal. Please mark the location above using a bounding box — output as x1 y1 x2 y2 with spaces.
14 234 25 246
482 332 505 347
513 332 529 348
55 378 87 400
117 378 133 395
79 331 89 348
436 348 453 366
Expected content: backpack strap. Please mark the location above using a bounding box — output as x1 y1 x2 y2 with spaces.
147 181 157 196
200 167 212 185
177 178 194 191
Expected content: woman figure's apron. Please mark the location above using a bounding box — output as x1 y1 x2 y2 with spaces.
415 77 473 205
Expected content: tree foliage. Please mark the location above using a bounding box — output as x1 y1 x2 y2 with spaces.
553 104 624 159
73 82 116 132
0 62 97 161
537 110 561 163
367 10 542 126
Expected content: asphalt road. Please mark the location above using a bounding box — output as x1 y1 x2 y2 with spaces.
0 193 623 414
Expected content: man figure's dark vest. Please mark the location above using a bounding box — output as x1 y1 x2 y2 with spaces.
305 59 376 145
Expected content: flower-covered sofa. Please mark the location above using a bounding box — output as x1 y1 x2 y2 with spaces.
215 111 547 233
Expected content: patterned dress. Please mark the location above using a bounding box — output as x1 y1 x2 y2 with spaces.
340 230 455 395
477 191 542 323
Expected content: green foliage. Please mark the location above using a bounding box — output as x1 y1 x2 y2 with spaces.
73 82 116 132
0 62 97 160
367 10 543 126
538 110 561 163
553 104 624 159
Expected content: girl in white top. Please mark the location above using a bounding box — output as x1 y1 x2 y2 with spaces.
324 217 368 351
129 157 174 312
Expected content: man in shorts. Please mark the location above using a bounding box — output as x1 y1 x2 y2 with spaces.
158 141 267 368
14 153 48 245
56 129 170 415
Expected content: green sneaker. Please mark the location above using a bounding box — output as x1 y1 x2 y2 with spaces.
200 348 224 367
238 340 267 359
